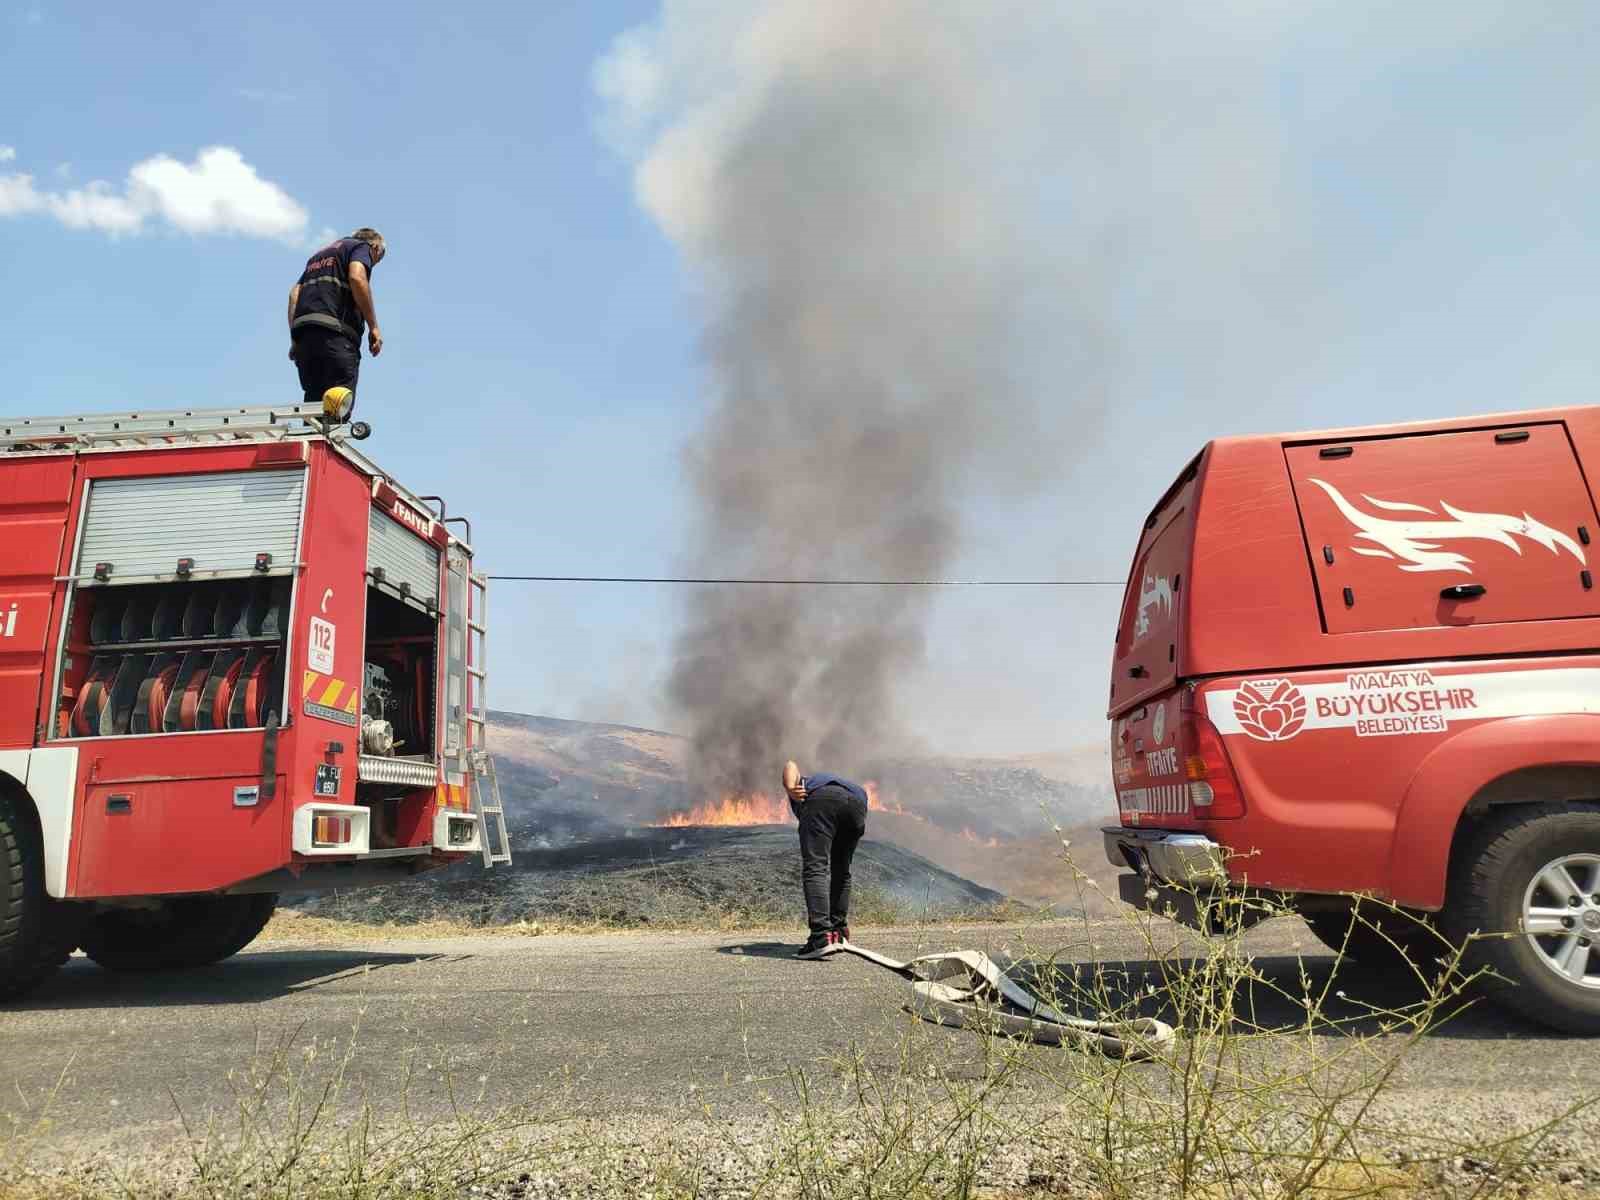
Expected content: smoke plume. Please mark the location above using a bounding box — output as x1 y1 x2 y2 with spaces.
586 1 1580 788
594 2 1112 794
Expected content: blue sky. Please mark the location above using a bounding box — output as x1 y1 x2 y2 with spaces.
4 2 1598 755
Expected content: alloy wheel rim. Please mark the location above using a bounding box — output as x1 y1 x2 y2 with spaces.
1521 852 1600 991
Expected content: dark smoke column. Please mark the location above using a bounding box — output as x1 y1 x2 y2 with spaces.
595 3 1088 797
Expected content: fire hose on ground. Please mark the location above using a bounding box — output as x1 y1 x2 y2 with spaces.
832 942 1177 1061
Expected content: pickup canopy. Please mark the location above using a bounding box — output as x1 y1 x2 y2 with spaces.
1285 422 1600 634
1109 405 1600 718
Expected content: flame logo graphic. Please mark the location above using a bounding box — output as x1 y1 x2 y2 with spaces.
1135 573 1174 638
1308 478 1586 576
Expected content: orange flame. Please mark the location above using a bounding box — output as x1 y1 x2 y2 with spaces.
659 791 791 827
864 780 923 820
961 827 1000 849
655 778 932 828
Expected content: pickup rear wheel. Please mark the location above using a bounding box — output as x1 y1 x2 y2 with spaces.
79 893 278 972
0 793 83 1002
1301 899 1448 973
1446 803 1600 1034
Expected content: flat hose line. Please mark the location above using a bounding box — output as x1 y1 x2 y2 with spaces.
831 942 1176 1061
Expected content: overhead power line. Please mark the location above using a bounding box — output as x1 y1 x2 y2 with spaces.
485 574 1124 586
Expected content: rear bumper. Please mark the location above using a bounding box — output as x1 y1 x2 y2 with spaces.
1103 826 1277 933
1102 826 1226 886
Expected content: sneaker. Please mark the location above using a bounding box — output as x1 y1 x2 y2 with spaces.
837 925 852 944
795 934 834 960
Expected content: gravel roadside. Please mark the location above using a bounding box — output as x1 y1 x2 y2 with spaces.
6 918 1600 1198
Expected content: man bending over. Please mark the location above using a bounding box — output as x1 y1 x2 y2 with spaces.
783 760 868 959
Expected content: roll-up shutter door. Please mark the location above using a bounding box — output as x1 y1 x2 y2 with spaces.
368 507 440 611
77 469 305 584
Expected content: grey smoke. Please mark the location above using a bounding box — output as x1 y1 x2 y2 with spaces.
594 3 1111 795
594 2 1541 791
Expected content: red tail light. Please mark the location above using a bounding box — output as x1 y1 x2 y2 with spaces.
1182 709 1246 819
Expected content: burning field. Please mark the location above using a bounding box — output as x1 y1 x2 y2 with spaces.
285 711 1120 929
267 709 1141 967
445 711 1124 915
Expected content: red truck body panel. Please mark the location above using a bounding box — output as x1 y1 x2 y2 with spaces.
0 430 482 902
0 456 75 747
1108 403 1600 909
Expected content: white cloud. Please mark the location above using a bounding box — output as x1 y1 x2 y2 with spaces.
129 148 308 237
0 146 15 163
45 179 145 234
0 145 309 240
0 173 43 217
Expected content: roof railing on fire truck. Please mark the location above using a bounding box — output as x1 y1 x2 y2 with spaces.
0 402 329 450
0 403 469 550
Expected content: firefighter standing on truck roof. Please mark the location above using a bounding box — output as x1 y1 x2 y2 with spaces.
287 228 386 421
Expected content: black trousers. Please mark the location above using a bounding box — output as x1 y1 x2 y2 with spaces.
291 327 361 409
797 784 867 936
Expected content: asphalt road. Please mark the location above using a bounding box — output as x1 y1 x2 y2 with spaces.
2 916 1593 1155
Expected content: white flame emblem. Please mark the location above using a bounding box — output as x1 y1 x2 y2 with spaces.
1135 573 1174 638
1308 478 1586 576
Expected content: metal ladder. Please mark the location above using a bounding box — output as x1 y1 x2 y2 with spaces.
466 570 512 866
1 401 444 559
0 402 329 451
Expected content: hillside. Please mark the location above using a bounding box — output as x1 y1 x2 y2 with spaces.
861 813 1123 913
474 711 1122 915
288 712 1126 926
486 710 1113 838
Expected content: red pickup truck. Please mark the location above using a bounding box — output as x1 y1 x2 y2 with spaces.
1103 404 1600 1032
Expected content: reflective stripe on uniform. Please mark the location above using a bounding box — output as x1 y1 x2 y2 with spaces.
291 312 360 339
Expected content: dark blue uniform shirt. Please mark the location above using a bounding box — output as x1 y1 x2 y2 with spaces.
800 773 868 806
292 238 377 343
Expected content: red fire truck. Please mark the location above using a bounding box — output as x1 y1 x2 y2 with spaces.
1104 403 1600 1033
0 404 510 1000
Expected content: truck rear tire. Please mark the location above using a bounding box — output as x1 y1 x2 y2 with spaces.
1446 802 1600 1034
0 793 82 1002
79 893 278 972
1301 899 1448 973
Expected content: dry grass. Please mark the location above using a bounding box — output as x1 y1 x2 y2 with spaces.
270 864 1035 942
260 896 1040 946
258 912 542 944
